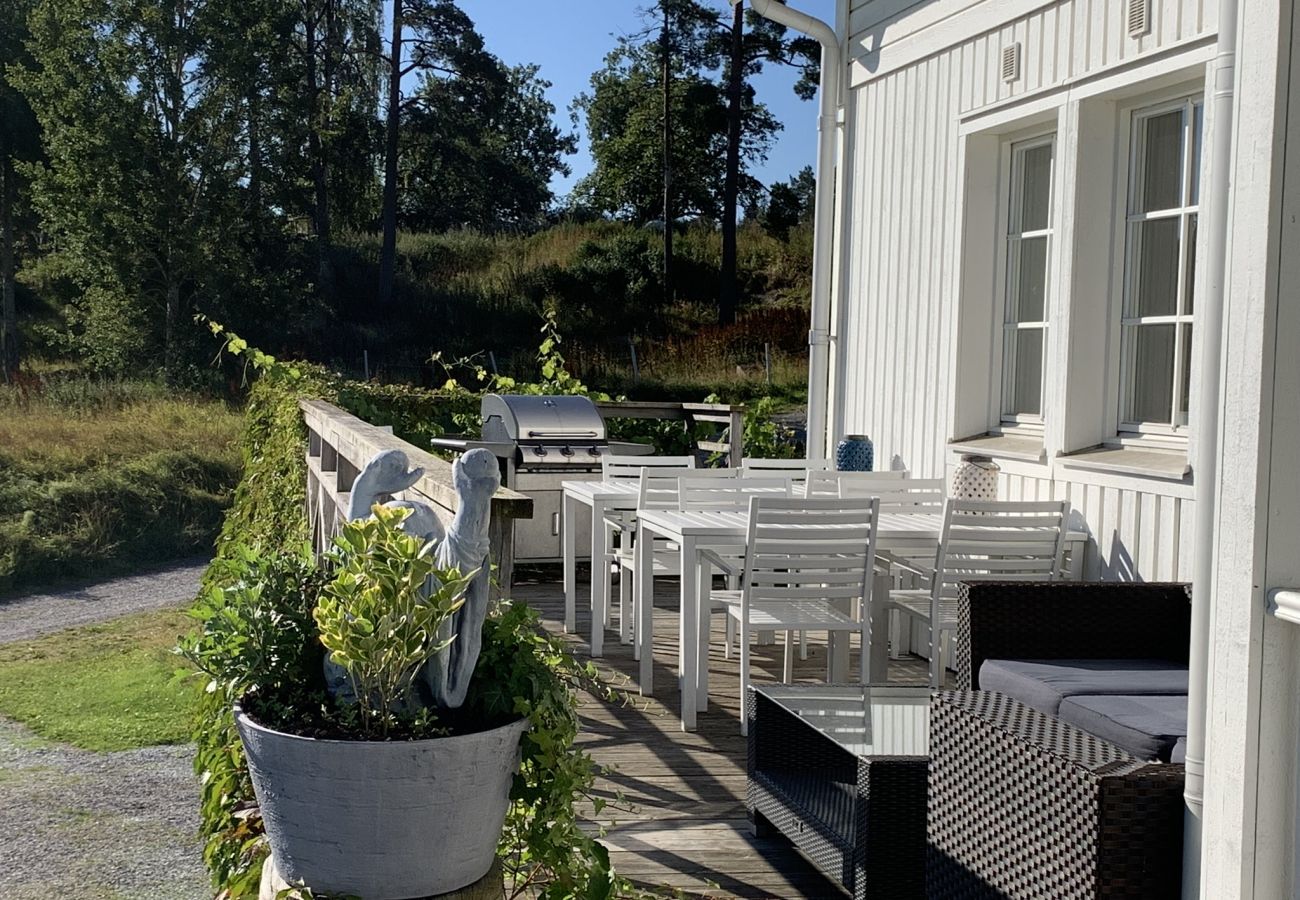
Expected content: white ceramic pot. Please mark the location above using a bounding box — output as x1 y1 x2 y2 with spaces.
234 703 528 899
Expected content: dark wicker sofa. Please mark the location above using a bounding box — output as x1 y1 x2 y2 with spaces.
927 581 1191 899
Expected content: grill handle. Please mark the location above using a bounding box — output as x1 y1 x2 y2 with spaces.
526 430 600 439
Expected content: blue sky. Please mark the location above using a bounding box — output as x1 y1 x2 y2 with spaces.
457 0 837 201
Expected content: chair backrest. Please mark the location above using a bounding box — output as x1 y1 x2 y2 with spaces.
638 467 734 510
806 468 912 497
679 475 790 511
602 454 695 482
741 496 880 616
843 476 946 514
741 458 833 481
930 499 1070 600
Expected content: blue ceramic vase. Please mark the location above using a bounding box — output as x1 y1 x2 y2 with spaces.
835 435 874 471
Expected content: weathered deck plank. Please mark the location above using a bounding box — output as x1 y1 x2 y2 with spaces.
512 569 933 899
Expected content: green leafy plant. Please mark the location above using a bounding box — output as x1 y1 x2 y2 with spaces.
315 504 472 738
181 543 328 897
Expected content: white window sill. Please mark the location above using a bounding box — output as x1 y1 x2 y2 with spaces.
947 432 1046 463
1056 445 1190 481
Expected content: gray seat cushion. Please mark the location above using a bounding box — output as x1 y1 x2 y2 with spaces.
978 658 1190 715
1057 694 1189 762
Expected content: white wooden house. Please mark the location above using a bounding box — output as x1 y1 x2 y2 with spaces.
746 0 1300 894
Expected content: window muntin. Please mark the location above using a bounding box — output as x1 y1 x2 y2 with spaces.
1002 137 1054 422
1120 98 1203 433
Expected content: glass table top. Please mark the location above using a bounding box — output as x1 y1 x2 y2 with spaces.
755 684 931 758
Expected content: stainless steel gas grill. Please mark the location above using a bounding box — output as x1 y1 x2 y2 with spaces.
428 394 652 563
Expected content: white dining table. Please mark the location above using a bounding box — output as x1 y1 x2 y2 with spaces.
635 508 948 731
634 507 1090 731
560 479 641 657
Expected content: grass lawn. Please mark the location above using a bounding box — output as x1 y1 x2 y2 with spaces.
0 376 243 596
0 608 196 751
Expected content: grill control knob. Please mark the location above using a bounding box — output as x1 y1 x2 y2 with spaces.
532 446 547 457
561 446 575 457
587 446 600 456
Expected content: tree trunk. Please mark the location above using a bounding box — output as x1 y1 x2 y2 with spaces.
0 147 18 381
164 279 181 380
660 5 673 307
304 7 332 293
377 0 402 308
718 0 743 327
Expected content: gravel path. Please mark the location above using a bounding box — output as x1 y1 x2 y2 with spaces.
0 560 213 898
0 719 208 899
0 558 209 645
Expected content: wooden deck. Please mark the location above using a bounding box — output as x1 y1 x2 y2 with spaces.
512 568 934 900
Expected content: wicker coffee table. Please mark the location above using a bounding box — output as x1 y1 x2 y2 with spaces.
746 685 930 899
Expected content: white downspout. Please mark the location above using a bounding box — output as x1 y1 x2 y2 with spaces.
738 0 842 461
1184 0 1238 891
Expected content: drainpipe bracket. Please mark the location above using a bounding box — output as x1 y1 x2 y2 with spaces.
808 329 831 347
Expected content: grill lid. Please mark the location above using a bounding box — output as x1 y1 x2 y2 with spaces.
481 394 607 443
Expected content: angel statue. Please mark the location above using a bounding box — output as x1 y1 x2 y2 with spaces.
326 446 501 710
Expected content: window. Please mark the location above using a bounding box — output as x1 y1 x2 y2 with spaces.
1001 136 1054 423
1120 98 1203 433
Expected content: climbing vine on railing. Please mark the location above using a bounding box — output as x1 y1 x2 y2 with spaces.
188 322 637 898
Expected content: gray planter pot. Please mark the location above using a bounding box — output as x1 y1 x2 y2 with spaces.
234 703 528 899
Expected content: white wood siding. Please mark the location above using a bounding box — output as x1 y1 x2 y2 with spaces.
834 0 1208 581
847 0 1216 108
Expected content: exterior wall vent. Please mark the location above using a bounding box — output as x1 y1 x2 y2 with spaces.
1001 43 1022 83
1127 0 1151 37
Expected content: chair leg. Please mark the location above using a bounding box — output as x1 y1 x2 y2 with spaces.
782 631 794 683
930 624 944 689
724 616 734 660
799 630 808 661
618 562 631 645
869 600 892 683
602 524 616 628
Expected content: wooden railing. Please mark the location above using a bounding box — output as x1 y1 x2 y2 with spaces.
596 400 745 465
300 399 533 593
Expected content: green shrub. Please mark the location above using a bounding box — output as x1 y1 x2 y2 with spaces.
189 329 629 898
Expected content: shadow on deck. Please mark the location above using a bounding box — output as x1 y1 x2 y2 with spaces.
511 568 934 899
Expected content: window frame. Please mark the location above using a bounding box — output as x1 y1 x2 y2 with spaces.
998 134 1050 429
997 133 1056 428
1114 94 1203 438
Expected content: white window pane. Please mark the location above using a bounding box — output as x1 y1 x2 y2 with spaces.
1126 324 1176 424
1191 104 1204 206
1011 236 1048 323
1138 111 1184 213
1006 328 1043 416
1130 218 1180 317
1019 144 1052 232
1178 325 1192 424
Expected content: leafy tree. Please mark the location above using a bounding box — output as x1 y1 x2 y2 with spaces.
760 165 815 239
17 0 251 377
400 61 575 232
571 0 814 322
377 0 495 307
0 0 41 379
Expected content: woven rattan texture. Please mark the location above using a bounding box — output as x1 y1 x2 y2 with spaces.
954 581 1192 689
747 689 927 899
926 691 1184 899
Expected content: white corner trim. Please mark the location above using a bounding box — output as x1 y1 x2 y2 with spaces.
1265 589 1300 625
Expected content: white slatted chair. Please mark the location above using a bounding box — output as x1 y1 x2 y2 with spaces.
598 455 695 633
741 458 832 482
805 468 912 497
618 468 737 647
678 475 792 511
875 499 1069 687
709 496 880 735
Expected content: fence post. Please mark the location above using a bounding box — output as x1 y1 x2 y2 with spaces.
363 350 370 381
729 407 744 467
764 343 772 385
627 336 640 382
488 351 498 375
